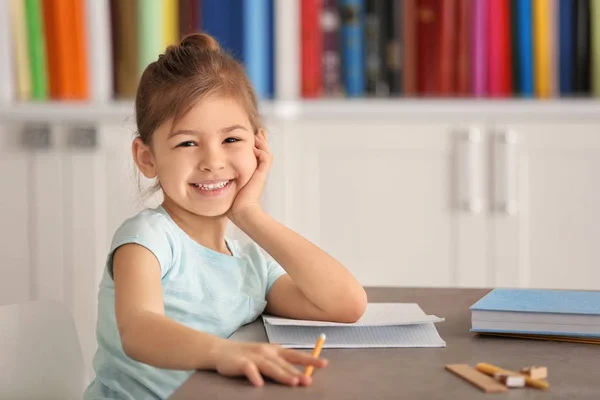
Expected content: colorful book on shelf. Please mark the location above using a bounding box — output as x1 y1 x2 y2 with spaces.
455 0 470 96
487 0 512 97
438 0 456 96
574 0 591 94
402 0 417 96
515 0 534 96
301 0 322 98
471 288 600 341
533 0 551 98
25 0 48 100
322 0 342 97
245 0 272 99
472 0 486 97
365 0 388 97
111 0 138 99
558 0 574 95
591 0 600 96
385 0 402 95
340 0 365 97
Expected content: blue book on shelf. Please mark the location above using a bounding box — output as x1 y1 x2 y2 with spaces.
470 288 600 338
515 0 534 97
340 0 365 97
559 0 575 95
244 0 270 99
202 0 244 62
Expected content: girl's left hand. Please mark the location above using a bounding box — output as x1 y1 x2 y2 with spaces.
228 129 272 221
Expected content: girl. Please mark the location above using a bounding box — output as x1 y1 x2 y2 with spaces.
83 33 367 400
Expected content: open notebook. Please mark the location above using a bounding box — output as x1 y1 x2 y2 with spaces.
261 303 446 348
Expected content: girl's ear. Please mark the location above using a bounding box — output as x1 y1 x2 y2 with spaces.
132 137 158 179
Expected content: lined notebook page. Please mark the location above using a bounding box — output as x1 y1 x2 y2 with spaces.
263 303 444 327
264 323 446 348
261 303 446 348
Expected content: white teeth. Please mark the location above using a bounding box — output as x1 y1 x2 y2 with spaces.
195 180 229 191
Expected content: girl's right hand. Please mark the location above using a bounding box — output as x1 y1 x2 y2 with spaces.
212 341 328 387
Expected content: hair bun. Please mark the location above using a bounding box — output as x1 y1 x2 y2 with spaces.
179 33 220 52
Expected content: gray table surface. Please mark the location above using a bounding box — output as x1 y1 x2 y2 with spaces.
169 287 600 399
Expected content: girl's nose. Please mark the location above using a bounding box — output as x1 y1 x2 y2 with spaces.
198 148 226 172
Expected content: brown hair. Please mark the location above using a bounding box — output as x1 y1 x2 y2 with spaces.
135 33 262 146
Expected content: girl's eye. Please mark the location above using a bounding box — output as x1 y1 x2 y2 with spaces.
176 141 196 148
224 137 241 143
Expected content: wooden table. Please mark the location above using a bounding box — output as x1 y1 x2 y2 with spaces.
169 287 600 399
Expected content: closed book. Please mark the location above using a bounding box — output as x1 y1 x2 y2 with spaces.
402 0 417 96
533 0 551 98
340 0 365 97
574 0 591 94
558 0 575 95
455 0 470 96
416 0 442 96
471 288 600 338
301 0 323 98
386 0 402 95
322 0 342 96
365 0 388 96
25 0 48 100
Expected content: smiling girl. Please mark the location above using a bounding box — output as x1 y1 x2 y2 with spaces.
83 34 366 400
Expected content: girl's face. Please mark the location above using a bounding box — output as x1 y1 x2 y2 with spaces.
137 96 258 217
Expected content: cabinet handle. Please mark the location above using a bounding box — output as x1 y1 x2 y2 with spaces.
458 128 484 213
494 130 518 215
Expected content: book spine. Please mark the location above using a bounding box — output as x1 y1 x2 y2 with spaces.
24 0 47 100
72 0 89 99
591 0 600 96
322 0 342 96
365 0 388 96
456 0 471 96
574 0 590 94
340 0 365 97
0 0 15 103
163 0 179 48
245 0 270 99
516 0 534 96
472 0 487 97
417 0 441 96
533 0 551 98
386 0 403 95
403 0 417 96
301 0 323 98
138 0 163 74
439 0 456 96
275 0 300 99
86 0 113 102
558 0 574 95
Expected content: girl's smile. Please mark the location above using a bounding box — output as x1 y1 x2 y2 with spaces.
190 179 234 197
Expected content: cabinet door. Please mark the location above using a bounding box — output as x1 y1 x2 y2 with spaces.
0 125 32 305
277 120 489 287
491 122 600 290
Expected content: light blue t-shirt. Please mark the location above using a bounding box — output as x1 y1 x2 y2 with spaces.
83 205 287 400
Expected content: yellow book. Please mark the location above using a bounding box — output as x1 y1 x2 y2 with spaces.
163 0 179 49
533 0 551 98
11 0 31 100
592 0 600 96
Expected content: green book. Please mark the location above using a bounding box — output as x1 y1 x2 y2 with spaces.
592 0 600 96
138 0 163 75
24 0 47 100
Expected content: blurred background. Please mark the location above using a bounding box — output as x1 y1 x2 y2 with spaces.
1 0 599 382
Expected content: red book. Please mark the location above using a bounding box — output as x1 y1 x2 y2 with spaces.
301 0 323 98
488 0 512 96
439 0 457 95
455 0 471 95
416 0 442 95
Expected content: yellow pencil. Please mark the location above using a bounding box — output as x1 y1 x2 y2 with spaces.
476 363 549 390
304 333 326 377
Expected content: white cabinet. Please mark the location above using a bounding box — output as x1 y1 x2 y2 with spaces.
490 122 600 290
277 118 489 287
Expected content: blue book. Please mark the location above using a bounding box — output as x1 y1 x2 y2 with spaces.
244 0 270 99
340 0 365 97
515 0 534 97
470 288 600 338
202 0 244 62
559 0 574 95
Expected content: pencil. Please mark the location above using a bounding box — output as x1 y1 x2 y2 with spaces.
304 333 326 377
476 363 550 390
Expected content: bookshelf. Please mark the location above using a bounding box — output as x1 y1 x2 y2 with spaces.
2 99 600 123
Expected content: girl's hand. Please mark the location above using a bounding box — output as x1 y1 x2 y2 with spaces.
227 129 272 222
213 341 328 387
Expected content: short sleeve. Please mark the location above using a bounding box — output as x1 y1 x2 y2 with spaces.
266 259 287 293
106 211 176 280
